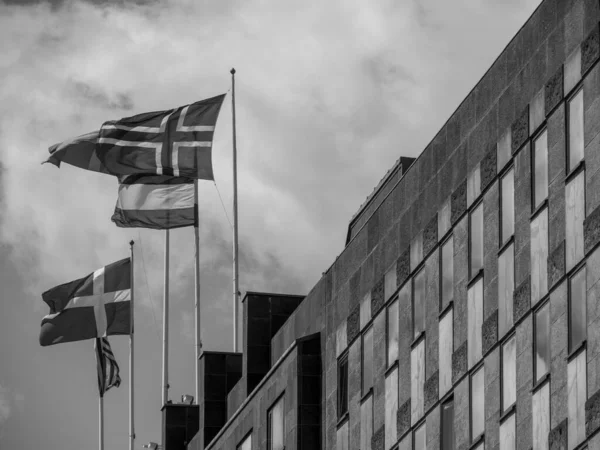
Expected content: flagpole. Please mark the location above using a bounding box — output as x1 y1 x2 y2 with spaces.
194 181 202 404
129 240 135 450
162 229 170 446
99 395 104 450
231 68 240 353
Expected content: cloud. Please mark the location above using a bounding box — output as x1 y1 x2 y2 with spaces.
0 383 23 438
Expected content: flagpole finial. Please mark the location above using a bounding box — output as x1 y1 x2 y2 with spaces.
230 68 236 75
129 240 134 247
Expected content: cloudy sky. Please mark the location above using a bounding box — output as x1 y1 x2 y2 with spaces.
0 0 541 448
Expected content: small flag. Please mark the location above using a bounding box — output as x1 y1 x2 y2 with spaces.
40 258 131 346
95 337 121 397
111 174 196 230
45 94 225 180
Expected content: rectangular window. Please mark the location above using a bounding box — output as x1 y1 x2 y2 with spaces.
568 88 584 172
267 395 285 450
387 299 399 366
360 394 373 450
337 352 348 418
531 208 549 306
411 232 424 272
499 412 516 450
337 419 349 450
413 269 426 339
237 433 252 450
362 327 374 394
385 367 399 449
567 349 587 450
411 339 425 425
441 236 454 310
568 266 587 353
534 302 550 382
498 243 515 337
566 172 585 272
470 365 485 441
414 422 426 450
468 277 484 369
441 397 455 450
502 335 517 412
469 202 484 278
532 382 550 450
439 308 454 397
500 167 515 244
533 130 549 210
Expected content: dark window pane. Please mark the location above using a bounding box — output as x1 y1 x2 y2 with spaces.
533 131 548 209
362 327 374 393
569 267 587 352
471 366 485 439
387 300 399 365
568 89 584 171
470 203 483 277
441 398 455 450
535 303 550 382
501 168 515 242
413 270 426 338
414 423 426 450
441 236 454 310
337 354 348 417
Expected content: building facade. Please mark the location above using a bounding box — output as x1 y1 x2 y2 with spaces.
188 0 600 448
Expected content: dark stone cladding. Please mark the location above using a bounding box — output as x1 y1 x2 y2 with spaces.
511 106 529 154
423 214 438 256
396 247 411 287
371 277 385 317
548 241 566 288
347 304 360 344
397 399 411 437
371 425 385 450
585 205 600 254
549 418 567 450
452 342 468 384
545 65 564 114
586 389 600 438
482 310 498 355
424 371 439 411
514 276 531 323
582 24 600 75
480 145 497 191
451 180 467 226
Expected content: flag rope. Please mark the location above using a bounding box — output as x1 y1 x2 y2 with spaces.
213 181 233 230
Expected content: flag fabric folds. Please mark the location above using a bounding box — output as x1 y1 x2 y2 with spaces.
45 94 225 180
40 258 131 346
95 337 121 397
111 174 197 229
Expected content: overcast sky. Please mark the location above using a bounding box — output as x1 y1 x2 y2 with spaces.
0 0 540 448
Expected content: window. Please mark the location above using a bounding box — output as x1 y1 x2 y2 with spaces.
362 326 374 394
385 367 399 449
469 202 484 278
414 422 426 450
501 335 517 412
411 232 424 271
531 208 549 306
498 243 515 337
568 266 587 353
360 394 373 450
532 130 548 210
441 236 454 310
532 382 550 450
387 299 399 366
568 349 587 450
499 412 516 450
534 302 550 383
468 277 483 369
439 309 454 397
567 88 584 172
337 419 349 450
566 172 585 272
411 339 425 425
412 269 426 339
267 395 285 450
500 167 515 244
237 433 252 450
441 397 455 450
337 352 348 418
470 366 485 441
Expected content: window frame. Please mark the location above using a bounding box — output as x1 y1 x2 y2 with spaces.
412 420 426 450
386 296 400 368
439 234 454 312
361 324 374 396
236 430 253 450
531 128 549 213
499 164 515 246
469 200 484 280
412 269 426 340
568 264 587 355
498 239 515 338
566 86 585 175
533 299 551 385
440 395 455 450
469 363 485 444
500 333 517 416
337 350 349 419
267 393 285 450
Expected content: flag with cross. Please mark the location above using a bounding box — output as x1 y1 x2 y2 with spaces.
39 258 131 346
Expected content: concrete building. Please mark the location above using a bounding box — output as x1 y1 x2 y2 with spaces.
187 0 600 448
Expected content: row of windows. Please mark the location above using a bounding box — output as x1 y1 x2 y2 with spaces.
236 394 285 450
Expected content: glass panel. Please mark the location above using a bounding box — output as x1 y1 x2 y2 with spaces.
533 131 548 209
568 89 584 171
569 267 587 353
413 270 426 338
535 303 550 382
337 420 349 450
363 327 374 393
414 422 426 450
502 336 517 411
387 300 399 365
441 236 454 310
468 278 483 368
470 203 484 277
411 233 423 271
411 339 425 425
385 367 399 449
567 349 587 450
501 168 515 243
439 309 454 397
471 366 485 440
566 173 585 271
531 208 549 306
337 354 348 417
532 382 550 450
238 434 252 450
268 396 284 450
499 413 516 450
441 398 455 450
360 394 373 450
498 243 515 337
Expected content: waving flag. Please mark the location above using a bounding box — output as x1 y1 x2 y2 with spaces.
95 337 121 397
40 258 131 346
45 94 225 180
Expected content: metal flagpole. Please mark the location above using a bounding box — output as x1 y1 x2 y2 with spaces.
194 180 202 403
162 229 170 446
99 395 104 450
231 68 240 353
129 240 135 450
